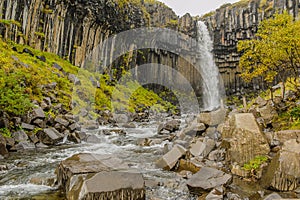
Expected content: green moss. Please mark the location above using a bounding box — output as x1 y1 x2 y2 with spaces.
202 11 216 18
34 32 45 39
0 128 11 138
0 19 21 27
243 156 268 171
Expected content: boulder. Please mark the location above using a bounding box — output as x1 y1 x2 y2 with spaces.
15 141 35 151
68 74 81 85
56 153 128 195
263 139 300 191
206 186 224 200
197 109 226 126
53 62 63 71
187 167 232 195
180 119 206 137
255 96 268 108
31 106 45 121
156 145 187 170
263 193 282 200
257 104 277 125
190 139 215 158
37 128 64 145
11 130 28 142
70 171 145 200
32 118 46 128
55 116 69 127
274 130 300 145
68 122 81 131
21 122 35 131
221 113 270 166
85 134 102 144
113 113 129 124
177 159 202 173
158 120 180 134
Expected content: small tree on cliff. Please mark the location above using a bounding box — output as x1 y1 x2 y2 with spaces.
238 12 300 98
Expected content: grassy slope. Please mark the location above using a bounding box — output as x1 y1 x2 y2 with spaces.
0 38 175 122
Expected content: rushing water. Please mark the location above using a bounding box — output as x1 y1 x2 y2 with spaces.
197 21 221 111
0 118 198 200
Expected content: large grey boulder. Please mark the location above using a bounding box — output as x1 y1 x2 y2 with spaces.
197 109 226 126
263 139 300 191
257 103 277 125
190 139 215 158
263 193 282 200
11 130 28 142
74 171 145 200
57 153 129 198
37 128 64 145
158 120 180 134
187 167 232 195
31 106 45 121
221 113 270 166
156 145 186 170
274 130 300 145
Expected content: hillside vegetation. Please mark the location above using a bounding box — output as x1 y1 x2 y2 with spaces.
0 37 175 136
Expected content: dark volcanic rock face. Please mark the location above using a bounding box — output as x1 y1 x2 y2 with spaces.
202 0 299 94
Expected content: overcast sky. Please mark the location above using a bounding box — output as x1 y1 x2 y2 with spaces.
158 0 239 16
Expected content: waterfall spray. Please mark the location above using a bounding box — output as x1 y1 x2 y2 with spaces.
197 21 221 111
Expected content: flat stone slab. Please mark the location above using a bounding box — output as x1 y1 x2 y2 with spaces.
187 167 232 195
57 153 129 195
75 171 145 200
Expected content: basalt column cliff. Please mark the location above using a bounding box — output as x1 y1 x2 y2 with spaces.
203 0 299 94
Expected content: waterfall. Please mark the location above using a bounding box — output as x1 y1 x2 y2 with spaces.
197 21 221 111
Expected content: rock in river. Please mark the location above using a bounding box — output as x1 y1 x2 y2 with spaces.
76 171 145 200
56 153 146 200
186 167 232 195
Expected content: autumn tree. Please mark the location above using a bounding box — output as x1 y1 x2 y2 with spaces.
238 12 300 98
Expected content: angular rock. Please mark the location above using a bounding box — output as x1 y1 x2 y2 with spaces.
158 120 180 134
222 113 270 166
31 106 45 121
53 63 63 71
85 134 102 144
198 109 226 126
190 139 215 158
15 141 35 151
156 145 187 170
274 130 300 145
37 128 64 145
11 130 28 142
187 167 232 195
206 186 224 200
68 74 81 85
258 104 277 125
57 153 128 195
21 122 35 131
263 139 300 191
55 116 69 127
32 118 46 128
177 159 202 173
263 193 282 200
70 171 145 200
255 96 268 108
68 122 81 131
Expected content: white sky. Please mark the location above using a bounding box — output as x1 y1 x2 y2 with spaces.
158 0 240 16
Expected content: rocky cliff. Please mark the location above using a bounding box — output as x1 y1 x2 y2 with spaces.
202 0 300 94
